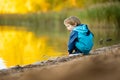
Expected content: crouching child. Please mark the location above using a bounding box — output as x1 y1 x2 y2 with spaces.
64 16 94 55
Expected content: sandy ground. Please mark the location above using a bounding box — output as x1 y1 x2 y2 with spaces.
0 44 120 80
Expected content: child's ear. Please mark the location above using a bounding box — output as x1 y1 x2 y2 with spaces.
74 23 77 27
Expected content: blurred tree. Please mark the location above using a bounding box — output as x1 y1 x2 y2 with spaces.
0 0 119 13
30 0 49 12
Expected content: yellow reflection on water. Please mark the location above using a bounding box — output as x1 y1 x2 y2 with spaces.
0 26 67 67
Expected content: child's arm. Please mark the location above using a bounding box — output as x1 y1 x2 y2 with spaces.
68 31 78 54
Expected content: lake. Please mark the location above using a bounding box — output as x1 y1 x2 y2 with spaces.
0 26 120 68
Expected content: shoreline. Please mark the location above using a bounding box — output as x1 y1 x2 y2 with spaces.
0 43 119 74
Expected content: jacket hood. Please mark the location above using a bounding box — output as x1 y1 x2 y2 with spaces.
73 24 90 36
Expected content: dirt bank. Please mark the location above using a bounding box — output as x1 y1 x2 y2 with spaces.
0 44 120 80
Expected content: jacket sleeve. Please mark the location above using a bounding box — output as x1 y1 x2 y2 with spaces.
68 31 78 54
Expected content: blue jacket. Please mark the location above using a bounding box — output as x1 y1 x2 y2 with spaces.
68 24 94 55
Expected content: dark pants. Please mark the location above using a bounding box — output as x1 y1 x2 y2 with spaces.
71 48 89 55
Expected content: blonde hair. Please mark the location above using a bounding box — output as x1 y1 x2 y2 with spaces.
64 16 81 26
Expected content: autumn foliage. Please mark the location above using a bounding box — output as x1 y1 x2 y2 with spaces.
0 0 117 14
